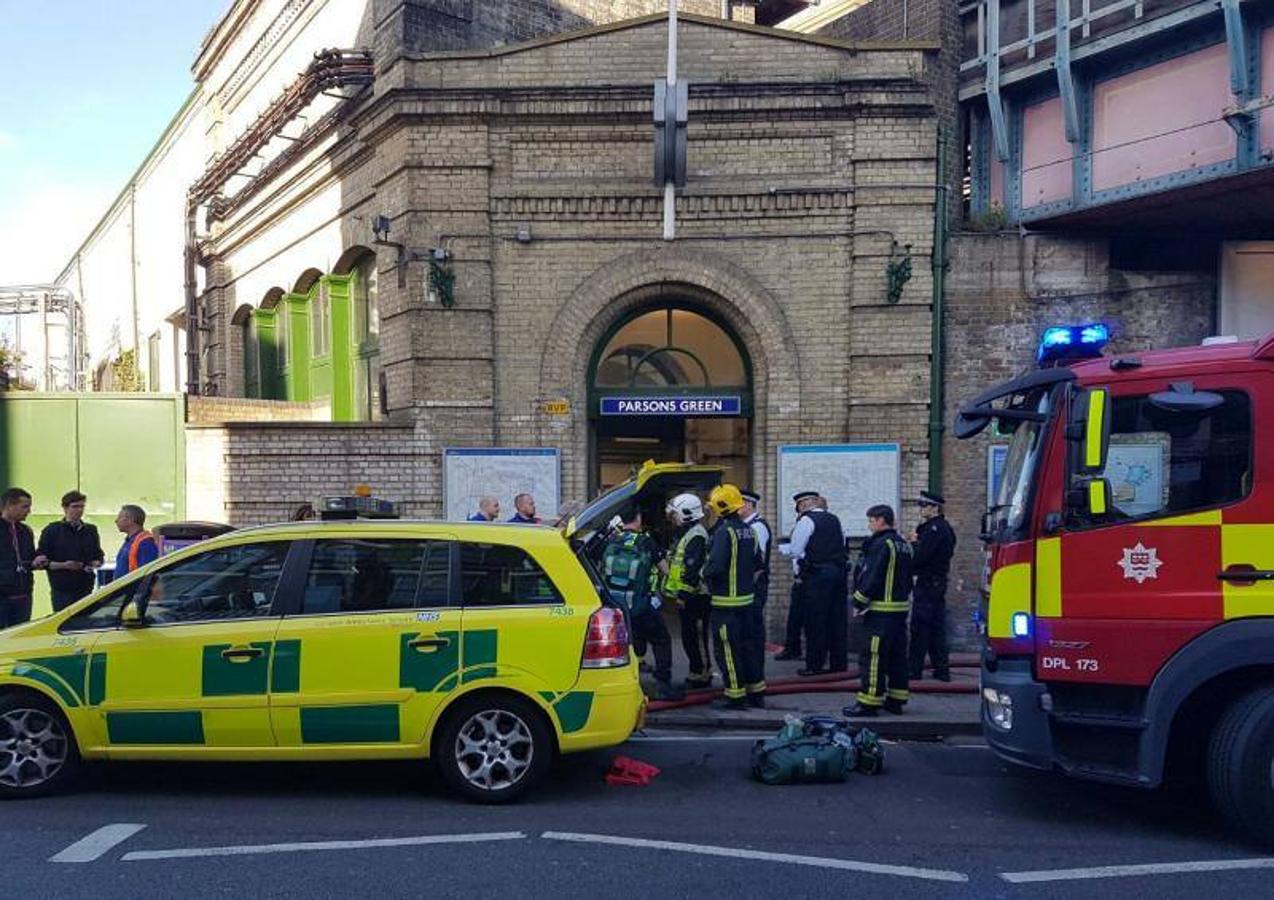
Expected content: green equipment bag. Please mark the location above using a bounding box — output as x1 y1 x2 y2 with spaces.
852 727 885 775
750 735 856 785
750 716 884 784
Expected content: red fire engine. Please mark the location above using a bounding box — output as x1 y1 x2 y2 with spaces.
957 324 1274 844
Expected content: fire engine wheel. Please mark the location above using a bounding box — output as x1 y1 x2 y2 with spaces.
1207 684 1274 846
435 693 552 804
0 693 81 799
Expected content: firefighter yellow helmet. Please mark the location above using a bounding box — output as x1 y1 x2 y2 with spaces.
708 484 745 516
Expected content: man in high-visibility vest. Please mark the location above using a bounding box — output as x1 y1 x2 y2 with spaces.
663 492 713 689
704 484 762 710
114 504 158 576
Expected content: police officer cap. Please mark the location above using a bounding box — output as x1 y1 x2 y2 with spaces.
741 488 761 504
917 490 945 506
792 491 818 505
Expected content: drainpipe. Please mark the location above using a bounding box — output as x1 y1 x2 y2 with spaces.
129 186 141 362
928 126 949 495
184 198 201 395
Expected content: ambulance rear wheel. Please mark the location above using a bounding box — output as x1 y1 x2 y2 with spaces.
436 693 552 804
0 693 80 799
1207 683 1274 846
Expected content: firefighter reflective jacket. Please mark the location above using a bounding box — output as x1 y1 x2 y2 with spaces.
703 513 758 608
852 528 913 613
664 523 709 599
602 530 658 615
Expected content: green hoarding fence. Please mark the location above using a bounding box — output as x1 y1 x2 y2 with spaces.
0 393 186 618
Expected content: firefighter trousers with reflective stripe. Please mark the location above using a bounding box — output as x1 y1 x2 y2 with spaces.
857 611 910 707
679 594 713 683
711 606 762 699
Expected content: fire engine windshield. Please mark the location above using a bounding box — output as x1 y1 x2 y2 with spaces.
990 389 1052 538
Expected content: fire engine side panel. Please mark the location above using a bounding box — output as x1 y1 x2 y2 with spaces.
1034 618 1214 685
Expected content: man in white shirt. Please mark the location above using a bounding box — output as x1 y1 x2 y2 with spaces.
741 489 773 690
780 492 848 675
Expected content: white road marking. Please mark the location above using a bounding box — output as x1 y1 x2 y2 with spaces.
50 824 147 863
122 831 526 862
541 831 969 883
1000 857 1274 884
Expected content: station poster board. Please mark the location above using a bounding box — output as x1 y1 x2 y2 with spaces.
443 448 561 523
777 443 901 538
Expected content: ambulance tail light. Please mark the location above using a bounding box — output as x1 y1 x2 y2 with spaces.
582 607 631 669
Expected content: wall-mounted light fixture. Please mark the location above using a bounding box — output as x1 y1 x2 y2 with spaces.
369 215 454 304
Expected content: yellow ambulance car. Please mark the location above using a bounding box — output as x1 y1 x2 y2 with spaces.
0 513 652 803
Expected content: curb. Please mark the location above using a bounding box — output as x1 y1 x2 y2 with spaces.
644 711 982 740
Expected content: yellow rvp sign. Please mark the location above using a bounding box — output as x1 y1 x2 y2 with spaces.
542 398 570 416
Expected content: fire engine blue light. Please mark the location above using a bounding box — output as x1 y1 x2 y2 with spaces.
1040 326 1073 348
1079 323 1110 346
1011 612 1031 637
1038 323 1109 364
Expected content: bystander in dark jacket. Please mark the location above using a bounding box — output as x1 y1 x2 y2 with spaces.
38 490 105 612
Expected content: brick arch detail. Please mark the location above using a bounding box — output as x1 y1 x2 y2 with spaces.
536 246 804 503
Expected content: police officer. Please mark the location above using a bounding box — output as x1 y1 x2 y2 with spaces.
602 506 683 700
703 485 761 709
910 490 957 682
785 491 848 676
844 504 914 717
664 493 713 689
740 488 772 693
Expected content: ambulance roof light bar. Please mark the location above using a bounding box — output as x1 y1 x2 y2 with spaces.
320 489 400 520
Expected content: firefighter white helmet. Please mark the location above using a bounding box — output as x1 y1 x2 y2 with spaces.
666 493 705 525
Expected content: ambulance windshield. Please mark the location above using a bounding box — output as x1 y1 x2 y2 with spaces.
991 389 1052 538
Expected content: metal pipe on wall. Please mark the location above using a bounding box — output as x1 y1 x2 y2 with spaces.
928 126 950 495
184 200 200 395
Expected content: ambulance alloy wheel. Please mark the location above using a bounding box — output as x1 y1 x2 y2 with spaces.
1207 683 1274 846
0 693 80 799
436 694 552 804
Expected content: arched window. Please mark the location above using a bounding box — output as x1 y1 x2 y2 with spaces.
593 306 748 389
350 252 382 419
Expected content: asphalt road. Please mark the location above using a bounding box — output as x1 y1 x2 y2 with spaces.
8 734 1270 899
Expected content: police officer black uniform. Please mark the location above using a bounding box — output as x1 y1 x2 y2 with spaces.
789 493 849 676
844 504 914 717
910 490 957 681
703 485 762 709
741 489 772 694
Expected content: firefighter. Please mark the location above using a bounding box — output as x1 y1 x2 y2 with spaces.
844 504 914 717
740 488 772 692
664 492 713 689
703 484 762 709
602 506 683 700
909 490 956 681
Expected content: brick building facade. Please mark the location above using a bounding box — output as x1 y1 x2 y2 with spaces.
176 3 942 642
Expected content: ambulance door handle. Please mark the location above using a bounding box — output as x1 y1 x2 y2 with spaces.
221 646 265 662
409 637 450 653
1217 565 1274 586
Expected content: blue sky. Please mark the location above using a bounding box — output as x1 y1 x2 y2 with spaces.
0 0 227 284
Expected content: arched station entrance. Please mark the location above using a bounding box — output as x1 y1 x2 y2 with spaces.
588 301 752 493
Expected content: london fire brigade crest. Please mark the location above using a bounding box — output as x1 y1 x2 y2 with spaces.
1118 542 1163 584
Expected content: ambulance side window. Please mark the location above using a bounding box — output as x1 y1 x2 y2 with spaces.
301 539 451 614
60 582 140 632
1071 389 1251 527
459 543 562 606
